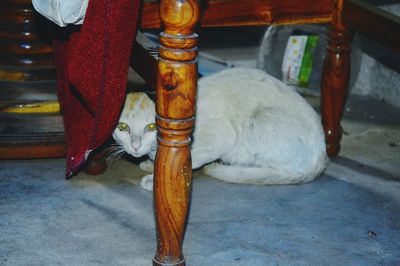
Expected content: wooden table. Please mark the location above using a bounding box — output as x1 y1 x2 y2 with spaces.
3 0 397 265
138 0 400 264
137 0 350 265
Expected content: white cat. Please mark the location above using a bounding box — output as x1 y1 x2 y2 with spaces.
113 68 328 191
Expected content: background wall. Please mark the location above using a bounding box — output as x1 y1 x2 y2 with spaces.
351 3 400 107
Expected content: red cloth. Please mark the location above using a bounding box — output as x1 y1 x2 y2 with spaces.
53 0 140 177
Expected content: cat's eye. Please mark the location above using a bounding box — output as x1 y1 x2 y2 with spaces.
117 122 130 132
146 123 157 132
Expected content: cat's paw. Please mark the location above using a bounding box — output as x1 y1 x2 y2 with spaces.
140 174 154 191
139 160 154 172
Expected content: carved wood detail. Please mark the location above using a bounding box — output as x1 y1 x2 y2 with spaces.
0 0 65 160
140 0 334 29
0 0 55 80
153 0 199 265
343 0 400 53
321 0 354 157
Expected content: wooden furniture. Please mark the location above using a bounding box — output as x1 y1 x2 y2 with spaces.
322 0 400 156
131 0 400 264
136 0 348 161
135 1 339 265
342 0 400 54
2 0 398 265
0 0 65 159
135 1 337 265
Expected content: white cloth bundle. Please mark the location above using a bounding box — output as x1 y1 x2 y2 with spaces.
32 0 89 27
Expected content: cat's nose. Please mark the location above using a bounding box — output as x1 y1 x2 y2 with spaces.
131 137 142 151
132 142 141 151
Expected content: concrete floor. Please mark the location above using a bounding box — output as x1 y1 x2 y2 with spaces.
1 27 400 265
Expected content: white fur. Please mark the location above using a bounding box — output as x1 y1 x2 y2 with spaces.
113 68 328 191
112 94 157 159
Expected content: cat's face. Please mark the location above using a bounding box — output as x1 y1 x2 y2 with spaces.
112 93 157 158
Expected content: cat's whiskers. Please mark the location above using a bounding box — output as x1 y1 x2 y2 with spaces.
106 143 125 161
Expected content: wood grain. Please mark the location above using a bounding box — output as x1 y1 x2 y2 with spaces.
0 2 55 78
0 144 65 159
83 150 108 175
321 0 353 157
0 1 64 159
343 0 400 53
140 0 334 29
153 0 199 265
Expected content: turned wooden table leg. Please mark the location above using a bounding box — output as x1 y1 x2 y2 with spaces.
0 1 65 159
321 0 354 157
83 149 107 176
153 0 199 265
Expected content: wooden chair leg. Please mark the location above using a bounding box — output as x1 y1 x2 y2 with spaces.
321 0 354 157
83 149 107 175
153 0 199 265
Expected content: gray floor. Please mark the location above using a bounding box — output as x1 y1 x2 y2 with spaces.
1 27 400 265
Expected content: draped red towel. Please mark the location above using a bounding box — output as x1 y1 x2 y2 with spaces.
53 0 140 177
